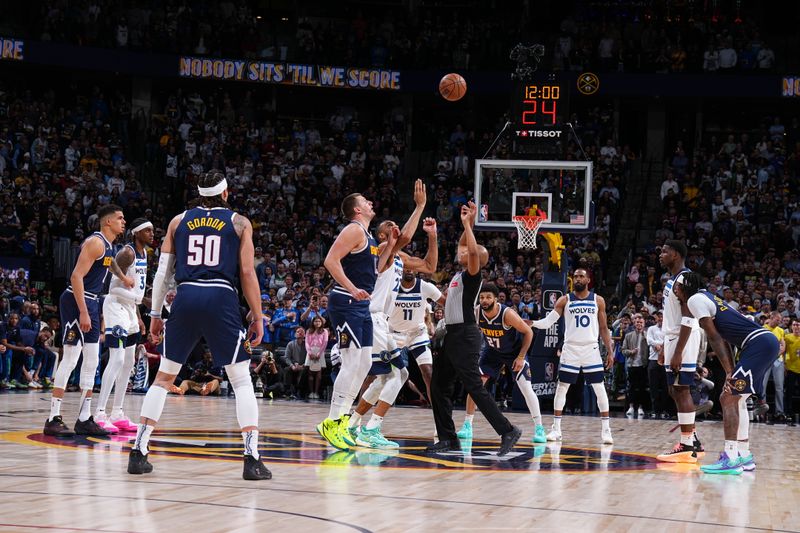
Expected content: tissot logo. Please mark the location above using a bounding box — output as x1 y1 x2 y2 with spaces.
515 130 563 138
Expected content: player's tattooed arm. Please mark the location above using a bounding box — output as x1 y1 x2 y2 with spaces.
110 246 135 288
233 212 248 238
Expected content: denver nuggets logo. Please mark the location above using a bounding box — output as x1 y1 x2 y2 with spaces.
1 429 660 473
66 330 77 342
244 340 252 354
733 378 748 392
339 332 350 348
524 367 532 379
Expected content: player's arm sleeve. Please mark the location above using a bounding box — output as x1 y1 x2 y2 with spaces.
531 309 561 330
687 294 715 321
421 280 443 302
149 253 176 318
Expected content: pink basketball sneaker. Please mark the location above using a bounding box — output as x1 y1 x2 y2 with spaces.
109 412 137 432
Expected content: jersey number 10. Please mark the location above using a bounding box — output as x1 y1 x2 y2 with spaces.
187 235 221 266
574 315 590 328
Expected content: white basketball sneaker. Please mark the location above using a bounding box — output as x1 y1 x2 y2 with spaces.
546 427 562 441
601 427 614 445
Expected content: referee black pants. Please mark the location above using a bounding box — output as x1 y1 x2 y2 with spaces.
431 324 514 441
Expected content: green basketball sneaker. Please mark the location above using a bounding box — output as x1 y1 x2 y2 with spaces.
533 424 547 443
337 414 357 447
355 426 399 449
736 452 756 471
700 452 744 475
456 420 473 439
316 417 350 451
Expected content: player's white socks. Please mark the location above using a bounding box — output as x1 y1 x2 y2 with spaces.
680 433 693 446
516 374 543 426
96 346 125 417
553 416 562 432
78 396 92 422
242 430 260 459
601 417 610 431
366 414 383 430
112 345 136 412
133 424 155 455
49 397 62 420
349 412 363 428
739 440 750 454
724 440 738 457
465 414 474 424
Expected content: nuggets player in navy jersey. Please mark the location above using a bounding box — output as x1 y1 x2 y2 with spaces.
455 283 546 443
317 191 386 450
531 268 615 444
94 218 154 433
675 272 779 474
44 204 132 437
127 172 270 481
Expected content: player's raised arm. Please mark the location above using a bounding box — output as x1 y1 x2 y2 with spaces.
394 179 427 250
148 214 181 336
71 236 107 332
399 218 438 274
504 307 534 372
461 202 481 276
596 295 614 370
531 295 567 330
236 214 263 347
323 223 370 301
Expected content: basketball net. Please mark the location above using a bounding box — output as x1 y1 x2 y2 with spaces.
512 215 545 250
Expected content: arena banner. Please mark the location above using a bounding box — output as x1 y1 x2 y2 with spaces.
0 37 24 61
178 56 401 90
513 271 565 404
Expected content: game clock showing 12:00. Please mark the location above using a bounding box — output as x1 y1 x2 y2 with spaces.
514 82 566 127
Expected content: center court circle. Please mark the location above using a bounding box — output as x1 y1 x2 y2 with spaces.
2 429 659 473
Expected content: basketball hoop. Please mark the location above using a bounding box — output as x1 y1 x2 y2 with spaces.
512 215 545 250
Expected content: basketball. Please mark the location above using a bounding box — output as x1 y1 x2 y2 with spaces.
439 72 467 101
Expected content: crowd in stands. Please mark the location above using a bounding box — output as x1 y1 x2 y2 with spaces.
12 1 783 73
615 115 800 422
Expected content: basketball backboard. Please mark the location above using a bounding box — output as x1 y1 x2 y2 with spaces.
473 159 593 233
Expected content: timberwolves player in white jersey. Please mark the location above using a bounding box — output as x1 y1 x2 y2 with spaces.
656 240 704 463
532 268 614 444
95 218 154 433
348 180 440 448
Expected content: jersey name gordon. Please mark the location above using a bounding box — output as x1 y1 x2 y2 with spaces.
186 217 227 231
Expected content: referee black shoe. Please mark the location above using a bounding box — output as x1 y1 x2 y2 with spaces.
43 416 75 437
74 416 110 436
425 439 460 454
243 455 272 480
127 449 153 474
498 425 522 456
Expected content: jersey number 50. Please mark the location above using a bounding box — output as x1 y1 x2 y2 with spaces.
187 235 221 266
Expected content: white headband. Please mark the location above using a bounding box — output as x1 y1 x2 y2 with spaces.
131 221 153 234
198 178 228 197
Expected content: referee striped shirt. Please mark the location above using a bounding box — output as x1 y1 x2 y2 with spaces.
444 270 482 325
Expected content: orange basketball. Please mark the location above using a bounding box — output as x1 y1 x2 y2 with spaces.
439 73 467 101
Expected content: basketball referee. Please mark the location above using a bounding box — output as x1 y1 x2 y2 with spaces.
427 201 522 456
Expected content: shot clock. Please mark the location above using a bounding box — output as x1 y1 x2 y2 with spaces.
511 75 569 140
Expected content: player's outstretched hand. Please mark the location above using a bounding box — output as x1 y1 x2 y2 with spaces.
422 217 437 234
460 204 471 226
248 318 264 347
351 288 371 301
413 178 426 207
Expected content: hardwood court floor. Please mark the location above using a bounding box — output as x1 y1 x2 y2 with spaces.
0 391 798 532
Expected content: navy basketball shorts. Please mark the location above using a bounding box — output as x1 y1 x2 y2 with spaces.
161 284 248 367
730 332 780 397
479 349 532 382
327 291 373 350
60 289 101 346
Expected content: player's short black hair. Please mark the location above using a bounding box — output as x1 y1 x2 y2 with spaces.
97 204 122 221
681 271 704 299
480 282 499 297
664 239 688 258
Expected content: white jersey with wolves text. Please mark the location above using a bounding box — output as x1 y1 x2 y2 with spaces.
369 254 404 315
563 291 599 346
388 278 442 333
108 244 148 304
662 268 691 336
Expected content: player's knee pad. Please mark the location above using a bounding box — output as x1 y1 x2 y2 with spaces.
54 344 82 389
591 382 609 412
378 368 404 405
225 360 251 390
79 343 100 390
362 375 385 405
158 356 182 376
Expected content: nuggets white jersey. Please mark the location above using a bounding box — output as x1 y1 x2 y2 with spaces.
369 254 404 315
662 268 690 336
388 278 442 333
564 291 599 346
108 244 148 304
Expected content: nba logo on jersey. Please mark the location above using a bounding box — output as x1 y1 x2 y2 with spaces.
544 290 562 310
